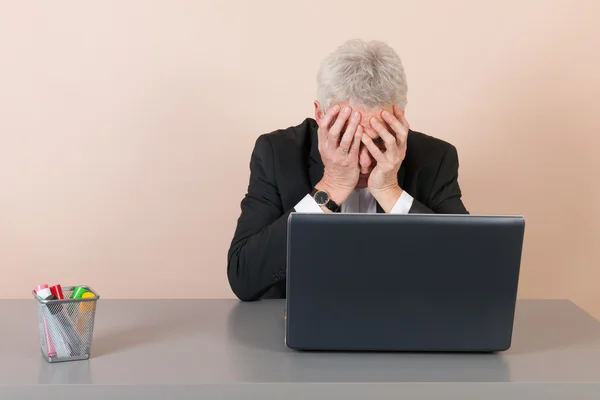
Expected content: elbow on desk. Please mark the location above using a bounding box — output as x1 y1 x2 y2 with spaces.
228 276 261 302
226 247 262 302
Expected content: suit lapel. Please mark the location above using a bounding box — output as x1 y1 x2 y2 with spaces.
308 160 324 189
397 164 406 189
308 125 324 188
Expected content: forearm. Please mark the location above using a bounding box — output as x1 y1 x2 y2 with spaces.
371 186 404 213
227 210 291 301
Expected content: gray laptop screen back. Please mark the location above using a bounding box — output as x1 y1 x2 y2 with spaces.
285 213 525 352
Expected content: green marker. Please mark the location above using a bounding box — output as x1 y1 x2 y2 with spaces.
70 286 88 299
68 286 88 316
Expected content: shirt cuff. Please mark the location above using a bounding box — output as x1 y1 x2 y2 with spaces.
293 194 324 213
389 190 414 214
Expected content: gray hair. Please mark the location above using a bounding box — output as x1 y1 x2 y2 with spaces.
316 39 408 111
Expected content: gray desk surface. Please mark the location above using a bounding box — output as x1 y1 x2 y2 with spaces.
1 299 600 399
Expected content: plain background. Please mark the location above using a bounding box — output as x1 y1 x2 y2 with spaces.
1 1 599 316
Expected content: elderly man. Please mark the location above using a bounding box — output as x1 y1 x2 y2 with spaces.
228 39 469 301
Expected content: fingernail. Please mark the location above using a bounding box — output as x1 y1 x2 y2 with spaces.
343 106 351 114
352 111 360 119
382 110 391 118
333 104 340 111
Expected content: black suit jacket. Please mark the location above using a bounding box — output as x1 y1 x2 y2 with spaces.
227 118 468 301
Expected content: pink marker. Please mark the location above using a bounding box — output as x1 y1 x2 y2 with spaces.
34 284 49 293
42 316 57 358
35 284 58 358
35 284 69 358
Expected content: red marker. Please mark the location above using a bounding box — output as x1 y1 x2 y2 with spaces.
50 285 64 300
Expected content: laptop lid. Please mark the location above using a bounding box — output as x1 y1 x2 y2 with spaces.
285 213 525 352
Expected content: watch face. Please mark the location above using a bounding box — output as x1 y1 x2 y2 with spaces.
313 190 329 205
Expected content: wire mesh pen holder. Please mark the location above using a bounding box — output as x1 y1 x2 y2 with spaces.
33 286 99 363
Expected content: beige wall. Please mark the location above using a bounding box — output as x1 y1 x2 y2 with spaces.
1 1 599 315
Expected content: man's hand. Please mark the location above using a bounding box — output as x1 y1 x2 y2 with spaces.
315 105 363 209
361 105 409 212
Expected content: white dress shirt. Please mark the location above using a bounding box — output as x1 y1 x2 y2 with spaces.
294 187 414 214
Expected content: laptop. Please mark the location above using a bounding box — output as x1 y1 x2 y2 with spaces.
284 212 525 352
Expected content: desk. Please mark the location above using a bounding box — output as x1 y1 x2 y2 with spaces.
1 299 599 399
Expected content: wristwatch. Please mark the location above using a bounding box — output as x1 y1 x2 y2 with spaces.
311 188 340 212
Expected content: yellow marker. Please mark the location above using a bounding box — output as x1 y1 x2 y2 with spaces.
79 291 95 312
76 291 96 334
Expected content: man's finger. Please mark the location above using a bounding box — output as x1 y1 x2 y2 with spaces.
321 104 341 127
361 135 385 163
401 114 410 132
318 104 341 142
369 117 397 149
349 125 363 157
393 105 405 122
382 110 408 147
393 105 410 131
399 115 410 147
338 110 361 153
328 106 352 148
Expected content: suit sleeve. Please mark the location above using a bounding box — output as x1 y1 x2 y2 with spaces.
409 145 469 214
227 135 290 301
